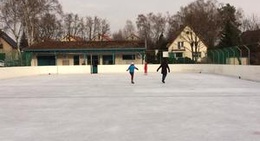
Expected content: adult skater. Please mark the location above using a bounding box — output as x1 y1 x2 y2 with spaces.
126 62 139 84
157 58 170 83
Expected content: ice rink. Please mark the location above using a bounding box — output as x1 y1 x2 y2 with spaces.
0 72 260 141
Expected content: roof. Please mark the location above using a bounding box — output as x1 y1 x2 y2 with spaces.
126 34 141 41
169 26 186 43
240 29 260 44
24 41 145 52
240 30 260 53
61 35 85 42
0 30 17 49
92 34 112 41
170 25 208 48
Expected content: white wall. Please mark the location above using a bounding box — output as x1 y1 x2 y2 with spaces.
0 64 260 82
0 67 40 79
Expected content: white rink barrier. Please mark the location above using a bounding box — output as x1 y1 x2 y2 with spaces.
0 64 260 82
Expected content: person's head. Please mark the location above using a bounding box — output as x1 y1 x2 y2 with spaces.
131 62 134 65
162 58 167 64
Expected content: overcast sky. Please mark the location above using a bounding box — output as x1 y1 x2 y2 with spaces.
59 0 260 32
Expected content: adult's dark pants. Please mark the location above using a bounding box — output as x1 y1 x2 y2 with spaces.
162 73 167 82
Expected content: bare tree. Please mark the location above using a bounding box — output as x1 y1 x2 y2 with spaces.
77 18 85 39
63 13 85 39
123 20 136 38
0 0 23 53
241 14 260 31
37 13 62 41
166 13 183 41
100 19 110 36
71 14 80 36
63 13 73 38
112 20 136 40
112 29 124 40
136 13 168 63
149 13 167 41
85 16 93 41
136 14 150 39
136 13 167 44
173 0 221 48
84 16 110 41
93 16 101 40
19 0 62 45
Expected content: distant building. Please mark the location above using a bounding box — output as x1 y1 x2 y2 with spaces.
24 41 146 66
126 34 141 41
167 26 208 63
0 30 18 61
92 34 112 41
61 35 85 42
240 29 260 65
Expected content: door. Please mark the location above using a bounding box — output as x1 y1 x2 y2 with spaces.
91 55 98 73
37 56 56 66
73 55 80 65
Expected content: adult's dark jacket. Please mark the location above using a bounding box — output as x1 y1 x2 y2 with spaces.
157 62 170 74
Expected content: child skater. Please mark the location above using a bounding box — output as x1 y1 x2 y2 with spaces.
126 62 139 84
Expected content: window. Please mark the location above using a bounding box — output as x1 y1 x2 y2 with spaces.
122 54 135 60
87 55 99 65
175 53 183 58
0 53 5 60
37 56 56 66
102 55 114 65
192 52 201 58
177 42 184 49
62 54 70 65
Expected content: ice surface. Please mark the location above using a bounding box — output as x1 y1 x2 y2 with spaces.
0 73 260 141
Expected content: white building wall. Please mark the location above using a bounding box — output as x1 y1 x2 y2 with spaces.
30 54 143 66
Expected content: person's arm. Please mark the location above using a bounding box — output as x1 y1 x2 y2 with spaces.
167 64 170 73
157 65 162 72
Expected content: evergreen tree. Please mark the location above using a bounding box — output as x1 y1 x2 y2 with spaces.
217 4 241 48
20 31 29 49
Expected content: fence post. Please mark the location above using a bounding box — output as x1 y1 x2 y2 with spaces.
215 50 220 64
235 46 242 65
228 47 235 65
223 48 229 64
218 49 225 64
242 45 250 65
210 50 215 64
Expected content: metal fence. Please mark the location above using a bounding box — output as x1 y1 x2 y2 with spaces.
208 47 241 64
208 44 257 65
1 44 258 66
2 52 32 67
